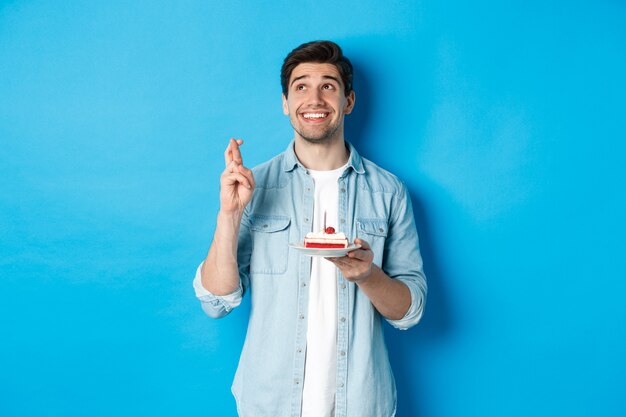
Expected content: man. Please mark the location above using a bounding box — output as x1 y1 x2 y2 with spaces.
193 40 427 417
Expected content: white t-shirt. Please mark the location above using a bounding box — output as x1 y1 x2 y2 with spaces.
301 164 346 417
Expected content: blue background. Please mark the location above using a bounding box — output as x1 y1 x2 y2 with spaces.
1 1 625 416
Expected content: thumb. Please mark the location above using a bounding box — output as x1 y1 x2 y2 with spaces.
354 238 370 250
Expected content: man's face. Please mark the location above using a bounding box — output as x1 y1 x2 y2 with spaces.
282 62 355 144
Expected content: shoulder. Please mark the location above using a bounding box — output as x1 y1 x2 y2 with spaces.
359 157 407 196
250 152 291 190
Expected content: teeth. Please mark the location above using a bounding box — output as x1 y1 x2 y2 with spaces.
303 113 327 119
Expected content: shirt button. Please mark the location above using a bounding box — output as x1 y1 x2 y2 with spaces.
302 282 307 287
340 317 346 322
340 188 346 193
297 348 302 353
304 217 310 222
295 379 300 385
338 382 344 388
340 350 346 356
299 314 305 320
341 284 346 289
340 219 345 224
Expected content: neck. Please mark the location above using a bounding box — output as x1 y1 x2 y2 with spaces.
293 135 350 171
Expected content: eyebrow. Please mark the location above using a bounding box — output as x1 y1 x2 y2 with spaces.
290 74 342 87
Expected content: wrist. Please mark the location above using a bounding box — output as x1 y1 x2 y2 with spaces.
354 265 376 285
218 209 244 222
214 210 244 243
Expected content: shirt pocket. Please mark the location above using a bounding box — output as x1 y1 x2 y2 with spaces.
248 215 291 275
356 218 388 266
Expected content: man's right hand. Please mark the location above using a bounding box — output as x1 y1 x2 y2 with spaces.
220 138 255 214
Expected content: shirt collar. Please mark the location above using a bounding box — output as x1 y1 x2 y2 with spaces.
282 139 365 175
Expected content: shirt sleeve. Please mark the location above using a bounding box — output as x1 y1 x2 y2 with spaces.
382 183 427 330
193 262 243 318
193 210 253 319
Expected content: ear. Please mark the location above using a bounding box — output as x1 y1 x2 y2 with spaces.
282 94 289 115
343 90 356 115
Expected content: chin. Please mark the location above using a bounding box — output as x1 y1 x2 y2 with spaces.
297 127 341 144
300 134 337 144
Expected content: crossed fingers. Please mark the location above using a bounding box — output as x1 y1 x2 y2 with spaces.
224 138 244 166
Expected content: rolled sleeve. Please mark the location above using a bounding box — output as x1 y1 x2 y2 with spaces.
193 262 243 318
386 274 427 330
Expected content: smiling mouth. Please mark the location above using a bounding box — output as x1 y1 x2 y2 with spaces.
301 112 330 122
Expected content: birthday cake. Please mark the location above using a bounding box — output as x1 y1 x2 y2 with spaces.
304 227 349 249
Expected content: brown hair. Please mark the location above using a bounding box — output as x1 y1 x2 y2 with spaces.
281 40 353 97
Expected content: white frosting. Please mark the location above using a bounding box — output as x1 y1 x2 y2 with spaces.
305 230 347 239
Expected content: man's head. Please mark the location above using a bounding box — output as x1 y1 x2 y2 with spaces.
281 41 355 145
281 40 353 98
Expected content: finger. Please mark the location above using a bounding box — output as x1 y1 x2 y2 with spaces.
347 249 371 261
224 139 235 165
238 165 256 189
226 159 241 174
223 172 252 189
231 138 244 165
327 256 351 267
354 238 370 250
224 138 244 166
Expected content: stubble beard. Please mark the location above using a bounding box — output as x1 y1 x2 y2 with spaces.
290 116 342 145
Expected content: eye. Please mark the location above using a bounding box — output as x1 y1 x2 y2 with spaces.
295 84 306 91
322 84 334 90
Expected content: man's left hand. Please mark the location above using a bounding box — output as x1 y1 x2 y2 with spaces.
326 238 374 282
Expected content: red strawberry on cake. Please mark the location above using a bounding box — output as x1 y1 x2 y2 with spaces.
304 226 349 249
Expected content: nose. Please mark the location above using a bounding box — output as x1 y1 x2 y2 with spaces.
307 88 325 107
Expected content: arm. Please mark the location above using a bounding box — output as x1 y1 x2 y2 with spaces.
201 211 246 296
327 239 411 321
199 139 255 299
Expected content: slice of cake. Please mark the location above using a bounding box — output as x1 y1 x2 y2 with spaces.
304 227 349 249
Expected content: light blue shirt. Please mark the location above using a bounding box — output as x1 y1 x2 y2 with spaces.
194 141 427 417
